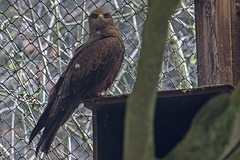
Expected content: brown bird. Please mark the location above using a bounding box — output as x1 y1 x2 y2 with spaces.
29 8 125 154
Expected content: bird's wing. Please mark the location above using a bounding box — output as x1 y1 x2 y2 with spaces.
50 36 124 116
29 35 124 154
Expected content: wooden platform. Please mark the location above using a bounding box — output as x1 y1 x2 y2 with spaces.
85 85 234 160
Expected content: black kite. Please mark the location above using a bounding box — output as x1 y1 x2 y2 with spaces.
29 8 125 154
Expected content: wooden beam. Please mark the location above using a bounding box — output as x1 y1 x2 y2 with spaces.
195 0 240 86
231 0 240 85
85 85 234 160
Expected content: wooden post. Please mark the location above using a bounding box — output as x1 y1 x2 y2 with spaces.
195 0 240 87
85 85 233 160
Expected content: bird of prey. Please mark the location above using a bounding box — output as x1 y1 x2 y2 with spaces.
29 8 125 154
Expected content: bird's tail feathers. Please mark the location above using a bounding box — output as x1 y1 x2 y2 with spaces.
30 97 82 154
35 118 62 154
29 109 49 144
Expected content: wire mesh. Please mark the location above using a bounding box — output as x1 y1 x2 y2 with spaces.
0 0 196 159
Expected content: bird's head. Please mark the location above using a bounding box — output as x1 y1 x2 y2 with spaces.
88 8 116 37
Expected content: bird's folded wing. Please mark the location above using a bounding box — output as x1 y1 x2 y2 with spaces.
49 36 124 117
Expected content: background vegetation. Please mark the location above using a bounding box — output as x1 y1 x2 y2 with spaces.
0 0 195 159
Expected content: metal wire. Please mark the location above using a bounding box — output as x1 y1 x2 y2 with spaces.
0 0 196 159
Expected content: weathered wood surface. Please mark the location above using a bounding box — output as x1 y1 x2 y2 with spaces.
195 0 240 86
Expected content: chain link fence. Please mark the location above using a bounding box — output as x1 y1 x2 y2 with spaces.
0 0 196 159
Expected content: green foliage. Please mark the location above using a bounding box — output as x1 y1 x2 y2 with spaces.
9 63 14 69
11 33 15 39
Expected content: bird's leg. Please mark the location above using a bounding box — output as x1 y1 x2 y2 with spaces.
95 90 109 98
96 92 105 97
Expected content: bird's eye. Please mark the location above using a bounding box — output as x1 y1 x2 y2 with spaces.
104 13 111 18
90 13 98 19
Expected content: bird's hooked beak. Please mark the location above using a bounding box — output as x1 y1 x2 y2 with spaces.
97 14 105 22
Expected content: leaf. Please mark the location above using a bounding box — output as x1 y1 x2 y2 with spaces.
24 81 28 86
11 33 15 38
9 63 14 69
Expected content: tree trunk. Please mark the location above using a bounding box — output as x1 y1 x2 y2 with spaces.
123 1 180 160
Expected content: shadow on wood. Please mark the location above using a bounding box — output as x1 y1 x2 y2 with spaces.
85 85 233 160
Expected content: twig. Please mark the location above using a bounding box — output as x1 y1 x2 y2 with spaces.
11 100 17 160
27 0 52 103
0 142 11 158
54 0 62 73
168 22 192 89
71 117 93 152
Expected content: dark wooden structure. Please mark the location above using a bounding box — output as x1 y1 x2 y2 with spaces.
196 0 240 86
85 1 240 159
85 85 233 160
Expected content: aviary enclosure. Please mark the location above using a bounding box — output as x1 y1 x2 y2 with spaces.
0 0 239 159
